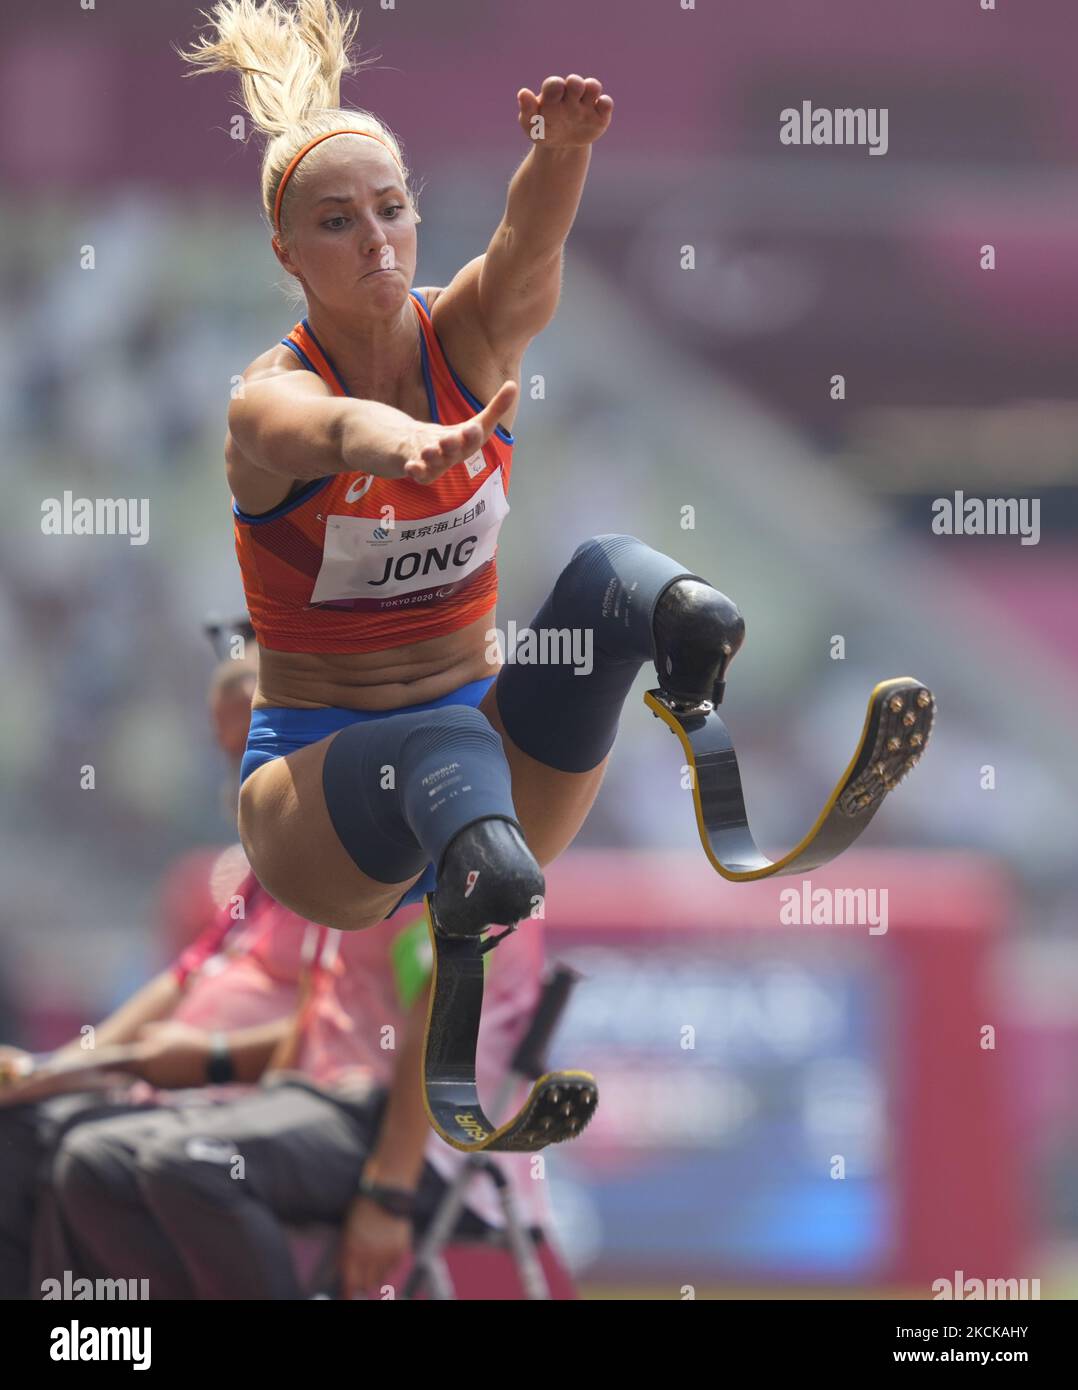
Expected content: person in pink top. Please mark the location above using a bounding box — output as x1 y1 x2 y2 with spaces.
44 891 554 1299
0 658 313 1297
0 873 318 1296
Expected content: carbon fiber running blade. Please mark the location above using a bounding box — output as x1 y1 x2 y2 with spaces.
420 895 598 1152
644 677 935 880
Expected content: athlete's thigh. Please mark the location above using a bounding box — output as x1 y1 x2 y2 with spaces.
237 734 423 932
479 678 609 867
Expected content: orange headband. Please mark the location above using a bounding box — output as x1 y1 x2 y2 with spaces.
272 128 404 233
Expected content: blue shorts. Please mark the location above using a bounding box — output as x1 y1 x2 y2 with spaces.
240 674 498 919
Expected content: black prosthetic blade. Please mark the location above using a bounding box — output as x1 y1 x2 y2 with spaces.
644 677 936 881
421 896 598 1152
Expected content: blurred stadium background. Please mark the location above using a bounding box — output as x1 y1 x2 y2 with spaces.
1 0 1076 1296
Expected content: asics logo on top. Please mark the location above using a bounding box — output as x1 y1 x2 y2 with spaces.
345 475 374 503
463 870 480 898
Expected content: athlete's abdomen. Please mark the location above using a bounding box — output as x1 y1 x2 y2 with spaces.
253 610 500 711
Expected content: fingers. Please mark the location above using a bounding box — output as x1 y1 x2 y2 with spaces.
477 379 518 434
536 74 607 108
403 380 517 484
523 76 612 143
401 459 439 483
404 421 482 484
419 420 482 464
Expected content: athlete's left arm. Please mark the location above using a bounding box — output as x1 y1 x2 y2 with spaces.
440 76 614 360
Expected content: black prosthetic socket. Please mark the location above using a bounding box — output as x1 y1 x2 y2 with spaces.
652 578 745 707
431 818 545 937
495 534 744 773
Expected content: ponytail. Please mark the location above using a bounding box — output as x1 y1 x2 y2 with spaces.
179 0 416 236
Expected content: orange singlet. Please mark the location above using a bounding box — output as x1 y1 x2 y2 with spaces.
233 290 514 654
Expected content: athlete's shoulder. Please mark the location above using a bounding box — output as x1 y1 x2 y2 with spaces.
240 336 317 389
412 285 444 314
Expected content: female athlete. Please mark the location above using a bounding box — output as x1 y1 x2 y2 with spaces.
180 0 743 954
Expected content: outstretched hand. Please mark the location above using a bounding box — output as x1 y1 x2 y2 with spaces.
517 75 614 147
400 379 518 484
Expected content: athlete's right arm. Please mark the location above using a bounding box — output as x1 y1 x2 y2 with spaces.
227 364 517 487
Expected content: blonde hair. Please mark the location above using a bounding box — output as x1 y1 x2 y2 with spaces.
178 0 418 239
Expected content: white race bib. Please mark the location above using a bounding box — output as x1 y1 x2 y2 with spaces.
309 464 509 612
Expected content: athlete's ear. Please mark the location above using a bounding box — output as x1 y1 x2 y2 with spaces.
271 233 296 274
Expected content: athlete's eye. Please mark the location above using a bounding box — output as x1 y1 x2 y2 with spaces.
382 204 406 219
323 216 349 230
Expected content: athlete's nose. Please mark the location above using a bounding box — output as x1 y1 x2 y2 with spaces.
359 214 388 259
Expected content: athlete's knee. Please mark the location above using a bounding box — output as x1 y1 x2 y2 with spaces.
566 533 635 564
548 534 700 641
322 704 509 811
323 701 516 886
554 533 636 605
397 702 507 769
495 533 728 771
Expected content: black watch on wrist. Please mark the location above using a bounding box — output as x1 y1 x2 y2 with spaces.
358 1174 417 1219
206 1032 235 1085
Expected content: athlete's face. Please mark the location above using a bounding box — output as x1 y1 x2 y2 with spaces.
274 141 419 313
